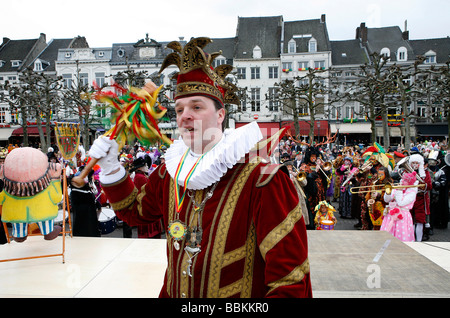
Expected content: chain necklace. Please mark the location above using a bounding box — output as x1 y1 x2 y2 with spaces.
182 181 219 277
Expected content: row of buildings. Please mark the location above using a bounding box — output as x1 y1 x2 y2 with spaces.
1 14 449 147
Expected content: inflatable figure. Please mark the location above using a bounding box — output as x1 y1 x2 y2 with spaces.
0 147 62 242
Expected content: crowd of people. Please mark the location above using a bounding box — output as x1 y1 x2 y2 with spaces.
277 137 449 242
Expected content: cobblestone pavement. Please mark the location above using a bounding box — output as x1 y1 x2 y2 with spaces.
102 202 450 242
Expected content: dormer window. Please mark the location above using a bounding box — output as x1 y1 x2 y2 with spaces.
309 38 317 53
380 48 391 61
65 52 72 58
213 55 226 68
424 50 437 64
0 60 5 68
288 39 296 53
397 46 408 61
11 60 22 67
117 48 125 58
253 45 262 59
34 61 43 71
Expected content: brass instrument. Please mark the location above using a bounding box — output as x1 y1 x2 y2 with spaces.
358 161 373 173
397 156 424 183
350 182 425 195
315 159 332 183
292 166 307 183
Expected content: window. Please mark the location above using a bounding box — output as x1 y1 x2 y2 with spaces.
424 51 437 64
250 67 260 79
65 52 72 58
63 74 72 88
95 72 105 87
309 38 317 53
380 48 391 60
268 66 278 79
251 88 260 112
253 45 262 59
298 61 309 71
117 49 125 58
237 67 246 79
282 62 292 72
268 87 279 111
34 61 43 72
213 57 226 68
397 47 408 61
11 60 21 67
288 39 296 53
314 61 325 70
79 73 89 86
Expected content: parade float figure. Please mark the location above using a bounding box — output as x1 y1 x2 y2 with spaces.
0 147 62 242
314 200 337 230
381 171 417 242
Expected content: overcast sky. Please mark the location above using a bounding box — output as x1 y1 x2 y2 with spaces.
2 0 449 47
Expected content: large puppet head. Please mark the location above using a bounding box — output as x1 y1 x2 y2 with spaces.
2 147 59 197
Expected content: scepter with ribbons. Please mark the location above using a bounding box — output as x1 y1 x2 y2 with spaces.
70 81 172 188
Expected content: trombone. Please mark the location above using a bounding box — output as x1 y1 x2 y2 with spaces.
315 159 332 182
292 166 307 183
350 182 425 195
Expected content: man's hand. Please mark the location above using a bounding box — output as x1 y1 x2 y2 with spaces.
88 136 120 175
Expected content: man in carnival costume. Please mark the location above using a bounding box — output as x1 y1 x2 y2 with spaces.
299 145 331 229
86 38 312 298
357 143 395 230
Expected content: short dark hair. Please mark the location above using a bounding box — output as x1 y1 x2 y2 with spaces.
211 98 226 131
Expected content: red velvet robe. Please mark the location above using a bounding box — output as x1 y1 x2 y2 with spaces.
101 157 312 298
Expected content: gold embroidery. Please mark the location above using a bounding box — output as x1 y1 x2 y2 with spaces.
218 279 243 298
266 259 310 295
136 184 146 217
166 178 174 297
177 82 224 103
259 202 303 261
222 246 246 268
110 187 138 211
241 222 256 298
207 158 262 298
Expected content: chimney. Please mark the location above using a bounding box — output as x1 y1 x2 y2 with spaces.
402 20 409 40
321 14 326 23
357 23 368 43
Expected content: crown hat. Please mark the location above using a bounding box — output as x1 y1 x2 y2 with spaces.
159 37 239 107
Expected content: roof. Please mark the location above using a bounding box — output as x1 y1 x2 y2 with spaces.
409 37 450 63
235 16 283 59
204 37 236 64
110 37 175 65
0 38 41 72
365 26 415 61
283 18 331 53
331 39 369 66
31 38 74 72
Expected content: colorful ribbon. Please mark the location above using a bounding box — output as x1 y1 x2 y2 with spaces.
173 148 206 214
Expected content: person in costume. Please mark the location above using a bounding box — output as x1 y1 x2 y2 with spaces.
313 201 336 230
427 151 449 231
84 38 312 298
0 147 62 242
336 156 358 219
408 154 432 241
357 143 395 230
130 157 163 239
301 146 330 227
381 171 417 242
284 161 310 227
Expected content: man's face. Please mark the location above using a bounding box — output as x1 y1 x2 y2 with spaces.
175 96 225 153
410 161 420 170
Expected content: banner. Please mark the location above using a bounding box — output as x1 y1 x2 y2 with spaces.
54 122 80 160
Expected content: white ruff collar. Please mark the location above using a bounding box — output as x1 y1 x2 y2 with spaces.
165 121 263 190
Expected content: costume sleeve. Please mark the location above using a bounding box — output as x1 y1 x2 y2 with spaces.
395 187 418 207
101 165 165 227
253 169 312 298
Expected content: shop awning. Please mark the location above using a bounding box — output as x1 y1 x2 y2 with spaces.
12 126 49 137
0 128 16 141
416 124 448 137
330 123 372 134
281 120 329 136
235 122 280 137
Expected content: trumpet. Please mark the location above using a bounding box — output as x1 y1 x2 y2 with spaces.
358 161 373 173
350 182 425 195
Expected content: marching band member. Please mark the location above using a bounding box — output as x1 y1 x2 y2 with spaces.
336 156 358 219
409 154 432 241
